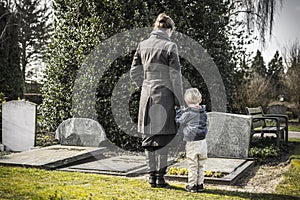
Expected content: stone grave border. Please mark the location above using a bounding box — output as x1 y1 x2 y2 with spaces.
165 158 255 185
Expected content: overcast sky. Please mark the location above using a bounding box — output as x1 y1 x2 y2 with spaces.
250 0 300 64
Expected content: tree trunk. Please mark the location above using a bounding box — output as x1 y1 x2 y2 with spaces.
21 39 26 95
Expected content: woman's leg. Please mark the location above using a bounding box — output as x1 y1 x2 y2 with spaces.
145 148 157 187
156 147 169 187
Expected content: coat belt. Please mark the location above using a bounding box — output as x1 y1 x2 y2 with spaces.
144 72 169 80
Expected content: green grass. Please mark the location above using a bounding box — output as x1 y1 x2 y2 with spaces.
0 140 300 199
0 166 298 200
289 124 300 132
275 138 300 197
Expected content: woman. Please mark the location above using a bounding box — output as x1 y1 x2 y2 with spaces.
130 13 184 188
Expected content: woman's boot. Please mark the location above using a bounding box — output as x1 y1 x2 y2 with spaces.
156 172 169 188
149 172 157 187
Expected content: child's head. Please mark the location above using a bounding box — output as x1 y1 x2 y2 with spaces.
184 88 202 106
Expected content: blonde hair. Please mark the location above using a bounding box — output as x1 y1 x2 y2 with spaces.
184 88 202 105
153 13 175 31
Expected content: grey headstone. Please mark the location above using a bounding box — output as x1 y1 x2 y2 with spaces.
268 104 286 115
206 112 252 158
268 104 287 122
55 118 107 147
2 100 36 151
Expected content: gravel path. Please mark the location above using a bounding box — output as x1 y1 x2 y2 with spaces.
206 162 291 193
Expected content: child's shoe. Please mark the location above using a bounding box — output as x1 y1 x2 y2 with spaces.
185 184 197 193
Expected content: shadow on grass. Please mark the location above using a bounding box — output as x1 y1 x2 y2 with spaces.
162 185 300 199
205 188 300 200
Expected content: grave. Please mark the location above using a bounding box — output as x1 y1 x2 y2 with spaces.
0 112 255 185
61 155 148 176
59 112 254 184
0 145 106 169
2 100 36 151
0 118 108 169
164 112 254 185
165 158 254 185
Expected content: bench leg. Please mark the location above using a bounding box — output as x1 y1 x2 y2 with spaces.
285 128 288 145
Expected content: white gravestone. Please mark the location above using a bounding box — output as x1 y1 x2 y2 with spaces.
2 100 36 151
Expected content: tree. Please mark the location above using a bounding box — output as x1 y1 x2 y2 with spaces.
282 40 300 110
233 50 272 112
233 74 272 112
250 50 267 77
283 39 300 68
267 50 284 97
41 0 237 149
14 0 52 90
230 0 283 46
0 2 23 99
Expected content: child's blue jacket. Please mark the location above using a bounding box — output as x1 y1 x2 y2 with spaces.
175 105 208 141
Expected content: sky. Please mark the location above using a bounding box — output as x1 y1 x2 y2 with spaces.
249 0 300 64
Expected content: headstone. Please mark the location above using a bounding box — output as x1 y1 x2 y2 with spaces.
268 104 286 115
268 104 287 122
206 112 252 158
55 118 107 147
2 100 36 151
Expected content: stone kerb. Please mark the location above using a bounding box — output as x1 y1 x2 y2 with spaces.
55 118 107 147
206 112 252 158
2 100 36 151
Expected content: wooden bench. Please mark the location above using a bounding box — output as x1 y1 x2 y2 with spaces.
245 106 288 147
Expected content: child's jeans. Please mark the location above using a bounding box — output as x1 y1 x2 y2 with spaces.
186 139 207 186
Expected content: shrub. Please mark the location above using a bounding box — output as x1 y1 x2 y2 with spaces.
233 75 273 113
41 0 237 150
249 144 280 162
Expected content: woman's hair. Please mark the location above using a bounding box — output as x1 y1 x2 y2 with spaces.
184 88 202 104
153 13 175 31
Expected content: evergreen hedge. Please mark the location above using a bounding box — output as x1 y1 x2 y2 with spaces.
41 0 237 150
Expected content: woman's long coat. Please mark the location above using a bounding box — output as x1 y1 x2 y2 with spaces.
130 30 184 148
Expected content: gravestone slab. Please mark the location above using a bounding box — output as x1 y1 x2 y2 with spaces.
2 100 36 151
165 158 254 185
55 118 107 147
60 154 254 185
0 145 106 169
62 155 147 176
206 112 252 158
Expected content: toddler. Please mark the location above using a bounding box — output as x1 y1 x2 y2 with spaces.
176 88 208 192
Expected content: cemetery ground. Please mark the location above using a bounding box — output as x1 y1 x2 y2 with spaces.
0 137 300 199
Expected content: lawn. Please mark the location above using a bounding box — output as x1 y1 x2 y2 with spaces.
0 140 299 200
289 124 300 132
